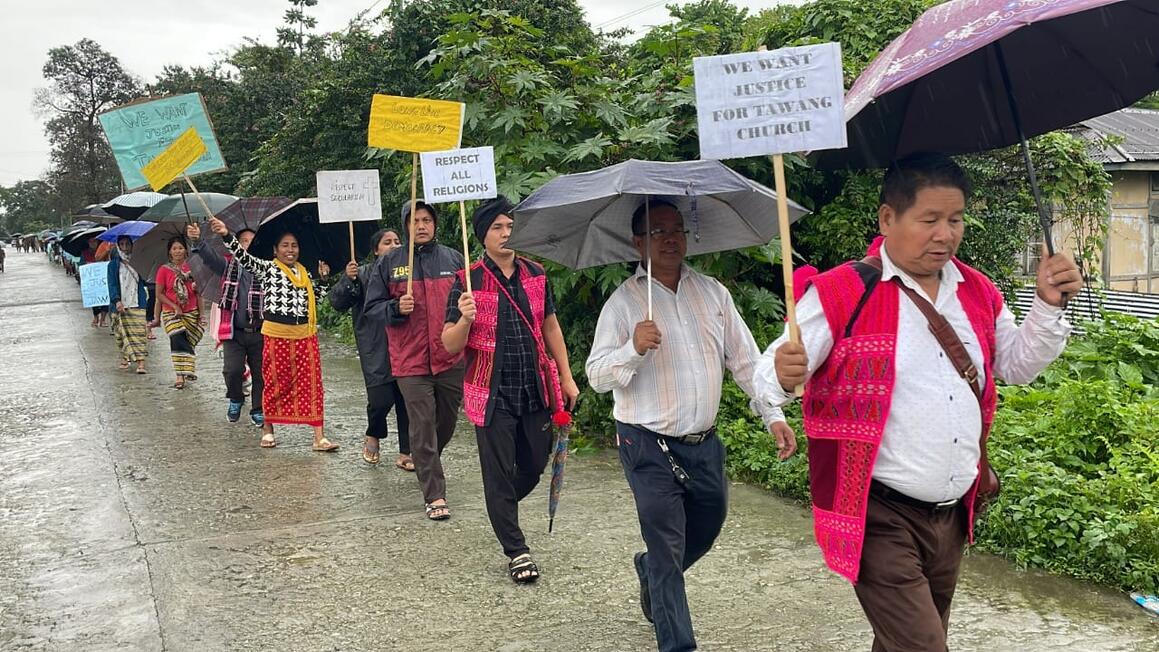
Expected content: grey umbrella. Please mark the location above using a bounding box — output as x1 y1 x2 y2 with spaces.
101 191 167 220
509 159 809 269
139 193 239 223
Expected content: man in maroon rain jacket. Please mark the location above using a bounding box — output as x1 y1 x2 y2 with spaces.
366 201 465 520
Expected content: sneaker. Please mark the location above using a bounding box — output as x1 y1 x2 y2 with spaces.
227 401 243 423
250 411 265 427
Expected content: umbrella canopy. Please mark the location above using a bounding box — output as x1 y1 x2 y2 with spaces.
139 192 239 223
813 0 1159 170
98 221 156 243
249 199 380 275
101 191 167 220
188 197 296 304
60 226 108 257
128 221 189 282
72 204 122 225
508 159 809 269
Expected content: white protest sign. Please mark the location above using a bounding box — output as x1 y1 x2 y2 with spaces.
694 42 846 160
419 147 497 204
316 170 382 224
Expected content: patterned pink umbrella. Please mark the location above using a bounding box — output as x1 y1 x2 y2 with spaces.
813 0 1159 253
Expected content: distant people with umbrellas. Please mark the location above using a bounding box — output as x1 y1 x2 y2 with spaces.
586 199 795 652
365 201 464 521
153 237 203 389
107 236 149 374
207 215 338 453
187 222 266 427
441 197 579 583
759 154 1080 651
326 228 412 469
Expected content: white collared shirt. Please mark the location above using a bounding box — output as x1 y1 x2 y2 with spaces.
587 264 785 437
756 245 1071 502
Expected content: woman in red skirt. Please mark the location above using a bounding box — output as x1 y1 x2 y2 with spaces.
208 216 337 452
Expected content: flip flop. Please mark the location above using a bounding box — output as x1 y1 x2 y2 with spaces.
260 433 277 448
118 360 130 370
136 366 147 374
394 455 415 472
312 438 339 453
363 440 381 465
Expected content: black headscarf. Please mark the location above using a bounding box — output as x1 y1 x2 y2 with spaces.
472 195 515 242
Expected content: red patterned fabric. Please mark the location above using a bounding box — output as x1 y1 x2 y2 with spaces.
261 334 324 427
461 258 550 427
804 254 1003 583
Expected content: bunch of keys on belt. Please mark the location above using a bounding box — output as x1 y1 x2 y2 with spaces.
656 438 691 486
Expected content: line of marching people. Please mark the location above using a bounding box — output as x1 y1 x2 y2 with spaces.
88 153 1084 652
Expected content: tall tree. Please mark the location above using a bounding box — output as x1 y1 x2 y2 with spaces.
277 0 320 55
34 39 140 210
0 180 62 234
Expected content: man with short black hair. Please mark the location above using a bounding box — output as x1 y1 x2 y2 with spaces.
759 152 1082 651
587 198 796 652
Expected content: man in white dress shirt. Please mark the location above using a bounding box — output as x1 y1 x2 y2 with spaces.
587 199 797 652
761 153 1082 651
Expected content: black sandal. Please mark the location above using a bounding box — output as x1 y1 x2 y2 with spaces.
425 503 450 521
509 553 540 584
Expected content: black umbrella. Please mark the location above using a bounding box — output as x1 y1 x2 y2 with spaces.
812 0 1159 255
249 199 379 275
60 226 108 257
101 191 167 220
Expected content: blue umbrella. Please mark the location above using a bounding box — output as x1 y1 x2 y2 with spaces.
98 221 156 242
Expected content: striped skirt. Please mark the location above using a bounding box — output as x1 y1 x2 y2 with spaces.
262 334 324 427
114 309 149 362
162 310 203 378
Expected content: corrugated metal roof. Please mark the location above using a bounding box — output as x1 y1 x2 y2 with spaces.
1074 108 1159 164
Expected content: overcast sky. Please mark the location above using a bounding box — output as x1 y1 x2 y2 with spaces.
0 0 798 187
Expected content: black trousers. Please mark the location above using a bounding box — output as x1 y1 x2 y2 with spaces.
476 407 553 558
617 422 728 652
366 381 410 455
222 330 264 413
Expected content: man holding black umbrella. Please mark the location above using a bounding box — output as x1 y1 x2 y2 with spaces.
760 153 1081 651
586 199 796 652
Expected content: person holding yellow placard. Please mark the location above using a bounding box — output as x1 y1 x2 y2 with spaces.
208 216 338 453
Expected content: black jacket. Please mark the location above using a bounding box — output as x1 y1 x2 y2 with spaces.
328 263 393 386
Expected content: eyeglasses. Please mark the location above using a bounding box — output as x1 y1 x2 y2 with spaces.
635 228 689 240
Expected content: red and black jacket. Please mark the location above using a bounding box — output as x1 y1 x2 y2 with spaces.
365 241 464 377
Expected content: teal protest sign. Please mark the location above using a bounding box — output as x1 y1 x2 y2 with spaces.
80 262 110 308
98 93 227 190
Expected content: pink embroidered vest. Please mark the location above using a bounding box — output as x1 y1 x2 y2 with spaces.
461 258 551 427
804 257 1003 583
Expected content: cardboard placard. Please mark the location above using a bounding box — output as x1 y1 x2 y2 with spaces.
140 128 207 191
367 95 465 152
694 42 846 159
98 93 227 190
316 170 382 224
80 262 110 308
419 147 497 204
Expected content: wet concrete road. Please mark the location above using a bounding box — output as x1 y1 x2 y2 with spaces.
1 250 1157 651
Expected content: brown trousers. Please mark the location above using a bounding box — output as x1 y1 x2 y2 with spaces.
396 363 465 504
853 492 968 652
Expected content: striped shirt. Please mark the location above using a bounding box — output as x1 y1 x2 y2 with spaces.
586 264 785 437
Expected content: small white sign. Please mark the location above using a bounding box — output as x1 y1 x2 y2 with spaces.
420 147 498 204
316 170 382 223
694 42 846 160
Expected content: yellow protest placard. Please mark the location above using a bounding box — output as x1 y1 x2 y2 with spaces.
367 95 465 152
140 127 208 191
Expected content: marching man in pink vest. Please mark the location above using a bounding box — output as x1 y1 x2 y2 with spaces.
760 153 1082 651
442 196 580 584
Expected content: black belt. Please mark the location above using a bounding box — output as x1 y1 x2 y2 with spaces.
664 426 716 446
870 480 961 513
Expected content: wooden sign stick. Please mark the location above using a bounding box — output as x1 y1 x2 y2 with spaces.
406 152 418 295
348 221 356 263
771 154 804 397
458 200 472 294
182 174 217 222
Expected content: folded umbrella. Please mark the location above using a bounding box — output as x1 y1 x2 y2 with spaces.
547 422 571 533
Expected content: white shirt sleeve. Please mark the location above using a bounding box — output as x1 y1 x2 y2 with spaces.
992 295 1071 385
717 284 787 426
585 290 650 393
754 286 836 408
